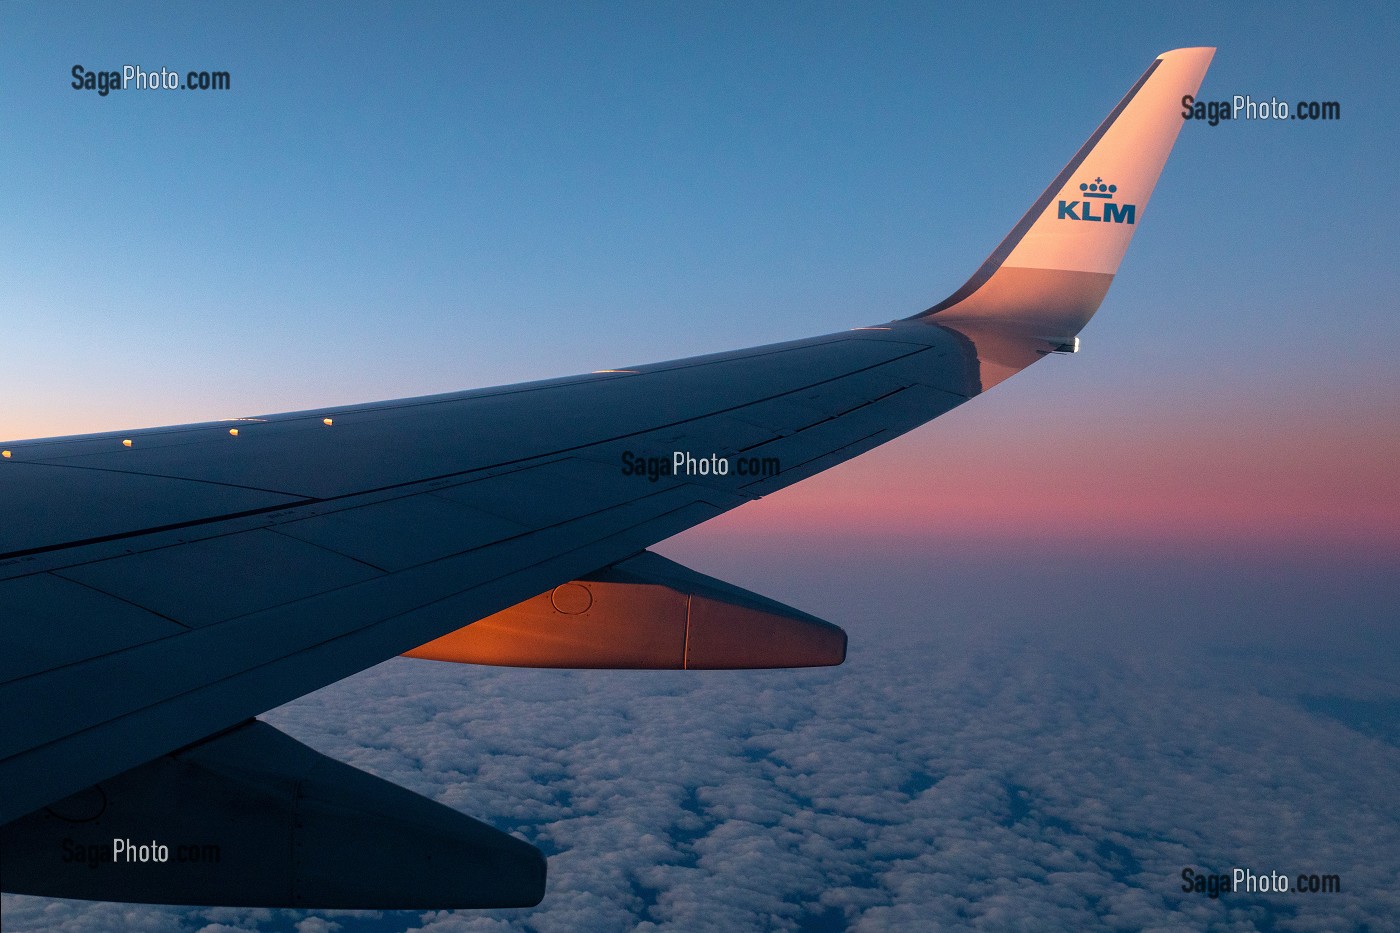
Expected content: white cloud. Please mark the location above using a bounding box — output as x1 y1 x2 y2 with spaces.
6 582 1398 932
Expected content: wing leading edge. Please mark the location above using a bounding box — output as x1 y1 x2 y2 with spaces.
0 48 1213 907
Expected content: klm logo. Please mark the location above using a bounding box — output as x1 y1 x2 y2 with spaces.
1058 178 1135 224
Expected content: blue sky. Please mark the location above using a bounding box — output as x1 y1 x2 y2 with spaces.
3 1 1397 433
3 3 1398 930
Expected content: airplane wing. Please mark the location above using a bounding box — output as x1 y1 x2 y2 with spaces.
0 48 1214 908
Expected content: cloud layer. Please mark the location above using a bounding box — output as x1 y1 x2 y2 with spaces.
5 554 1398 932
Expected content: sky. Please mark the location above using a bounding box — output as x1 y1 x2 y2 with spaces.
2 1 1398 930
2 1 1397 561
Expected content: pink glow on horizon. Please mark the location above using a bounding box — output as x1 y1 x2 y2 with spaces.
699 402 1400 557
5 387 1395 559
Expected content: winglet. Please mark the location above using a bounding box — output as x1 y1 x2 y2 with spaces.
913 47 1215 338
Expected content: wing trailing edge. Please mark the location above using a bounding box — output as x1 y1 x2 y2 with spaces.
0 720 545 908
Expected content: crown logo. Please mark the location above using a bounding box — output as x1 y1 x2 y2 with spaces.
1080 177 1117 199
